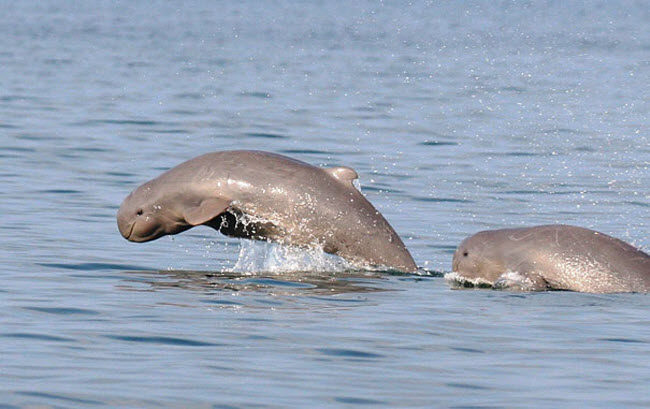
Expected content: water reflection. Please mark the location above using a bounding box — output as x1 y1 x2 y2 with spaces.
119 269 396 295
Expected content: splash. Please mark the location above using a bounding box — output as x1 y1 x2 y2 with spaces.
492 271 543 291
444 271 543 291
230 240 353 274
444 272 493 289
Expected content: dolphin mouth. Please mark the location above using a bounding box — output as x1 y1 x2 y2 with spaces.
124 221 167 242
121 222 135 241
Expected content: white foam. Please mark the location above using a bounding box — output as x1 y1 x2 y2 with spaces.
230 240 352 274
445 270 543 291
492 271 540 291
444 272 493 288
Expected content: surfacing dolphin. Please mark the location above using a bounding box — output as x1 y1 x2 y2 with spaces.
117 150 417 272
451 224 650 293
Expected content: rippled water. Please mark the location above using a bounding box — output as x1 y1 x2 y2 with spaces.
2 1 649 408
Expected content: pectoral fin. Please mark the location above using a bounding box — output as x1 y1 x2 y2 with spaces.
493 262 550 291
183 198 230 226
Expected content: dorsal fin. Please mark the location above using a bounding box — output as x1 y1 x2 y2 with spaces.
325 166 359 183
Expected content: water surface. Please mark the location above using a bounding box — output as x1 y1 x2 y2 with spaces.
1 1 649 408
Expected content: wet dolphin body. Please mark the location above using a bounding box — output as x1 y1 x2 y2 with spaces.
451 225 650 293
117 150 417 272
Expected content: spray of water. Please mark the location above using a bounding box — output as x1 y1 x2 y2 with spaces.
444 270 541 291
230 239 353 274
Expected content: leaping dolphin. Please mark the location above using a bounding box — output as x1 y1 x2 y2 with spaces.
117 150 417 272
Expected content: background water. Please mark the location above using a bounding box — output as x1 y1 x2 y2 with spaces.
2 1 649 408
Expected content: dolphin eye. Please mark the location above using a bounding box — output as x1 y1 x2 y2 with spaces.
136 209 143 216
463 251 468 257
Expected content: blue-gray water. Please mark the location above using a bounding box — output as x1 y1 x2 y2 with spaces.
2 1 649 408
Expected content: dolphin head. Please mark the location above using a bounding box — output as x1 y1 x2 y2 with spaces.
452 231 507 283
117 179 192 242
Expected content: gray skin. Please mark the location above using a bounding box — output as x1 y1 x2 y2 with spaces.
117 150 417 272
452 225 650 293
